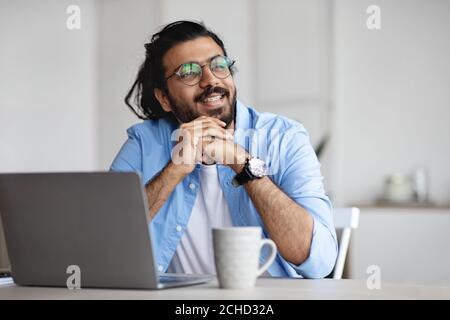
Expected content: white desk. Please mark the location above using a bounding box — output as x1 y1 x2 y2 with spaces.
1 278 450 300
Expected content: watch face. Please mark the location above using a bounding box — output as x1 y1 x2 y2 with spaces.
248 158 268 177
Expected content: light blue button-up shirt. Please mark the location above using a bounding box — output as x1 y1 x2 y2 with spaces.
110 100 338 278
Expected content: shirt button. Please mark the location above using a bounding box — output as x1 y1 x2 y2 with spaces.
189 183 196 190
158 265 163 272
176 225 182 232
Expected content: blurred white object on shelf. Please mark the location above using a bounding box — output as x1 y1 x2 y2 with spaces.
383 173 415 204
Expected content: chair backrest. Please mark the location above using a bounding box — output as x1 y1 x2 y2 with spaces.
331 207 360 279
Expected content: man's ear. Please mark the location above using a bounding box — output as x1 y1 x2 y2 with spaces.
154 88 171 112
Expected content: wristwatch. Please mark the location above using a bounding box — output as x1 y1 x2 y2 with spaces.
232 157 268 187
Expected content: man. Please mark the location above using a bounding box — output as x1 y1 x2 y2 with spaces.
111 20 337 278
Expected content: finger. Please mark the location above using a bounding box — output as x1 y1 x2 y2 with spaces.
206 117 227 127
194 115 226 127
202 139 229 164
180 122 232 140
188 116 226 128
201 127 234 141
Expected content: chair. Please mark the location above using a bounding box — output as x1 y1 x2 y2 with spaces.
331 207 360 279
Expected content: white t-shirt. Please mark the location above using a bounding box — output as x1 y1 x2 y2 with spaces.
168 164 233 275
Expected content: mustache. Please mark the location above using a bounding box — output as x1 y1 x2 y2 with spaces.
195 86 229 102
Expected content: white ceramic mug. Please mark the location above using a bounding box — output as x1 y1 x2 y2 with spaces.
212 227 277 289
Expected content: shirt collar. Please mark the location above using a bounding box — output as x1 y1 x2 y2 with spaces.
235 100 251 131
234 100 254 151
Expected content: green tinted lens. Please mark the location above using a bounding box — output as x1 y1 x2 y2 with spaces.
210 56 230 77
179 63 202 83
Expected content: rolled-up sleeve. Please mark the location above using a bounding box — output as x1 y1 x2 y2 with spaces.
273 126 338 278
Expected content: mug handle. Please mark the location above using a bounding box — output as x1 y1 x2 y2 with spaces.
256 239 277 277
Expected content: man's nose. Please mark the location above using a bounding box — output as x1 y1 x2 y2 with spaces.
199 65 219 88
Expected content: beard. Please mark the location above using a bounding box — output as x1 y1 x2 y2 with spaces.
166 87 237 128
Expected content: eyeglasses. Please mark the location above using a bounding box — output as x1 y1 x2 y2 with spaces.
165 55 235 86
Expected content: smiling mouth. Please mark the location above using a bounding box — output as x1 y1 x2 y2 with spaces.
199 93 226 107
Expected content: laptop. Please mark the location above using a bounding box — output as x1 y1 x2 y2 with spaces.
0 172 212 289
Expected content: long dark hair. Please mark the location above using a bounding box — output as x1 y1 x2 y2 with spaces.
125 20 230 120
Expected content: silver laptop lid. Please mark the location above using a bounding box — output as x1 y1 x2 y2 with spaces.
0 172 160 289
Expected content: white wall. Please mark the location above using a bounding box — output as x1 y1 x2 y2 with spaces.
97 0 161 169
332 0 450 206
0 0 98 172
253 0 333 187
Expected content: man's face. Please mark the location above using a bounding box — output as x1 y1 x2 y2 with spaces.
158 36 237 127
